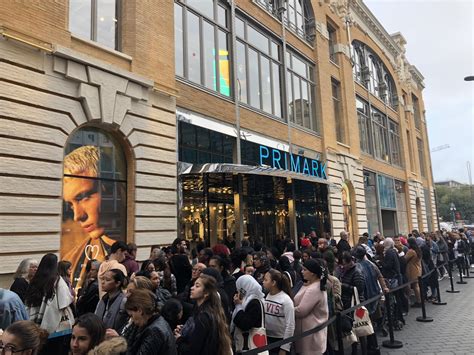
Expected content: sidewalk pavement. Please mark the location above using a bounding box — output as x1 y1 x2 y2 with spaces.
378 266 474 355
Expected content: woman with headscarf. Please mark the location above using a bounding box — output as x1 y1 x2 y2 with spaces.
405 237 422 306
294 258 328 355
231 275 265 354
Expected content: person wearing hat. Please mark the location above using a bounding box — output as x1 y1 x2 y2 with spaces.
294 259 329 355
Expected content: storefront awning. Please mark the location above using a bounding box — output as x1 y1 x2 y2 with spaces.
178 162 331 185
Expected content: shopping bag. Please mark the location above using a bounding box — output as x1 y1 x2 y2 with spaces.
351 287 374 337
234 300 269 355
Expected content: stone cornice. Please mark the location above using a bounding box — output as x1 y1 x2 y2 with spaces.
349 0 401 60
409 65 425 89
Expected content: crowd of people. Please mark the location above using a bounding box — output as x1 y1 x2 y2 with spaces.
0 228 472 355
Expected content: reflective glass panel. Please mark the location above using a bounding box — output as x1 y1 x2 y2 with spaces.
187 12 201 84
97 0 117 48
69 0 92 39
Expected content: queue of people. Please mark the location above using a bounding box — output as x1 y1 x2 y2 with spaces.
1 228 472 355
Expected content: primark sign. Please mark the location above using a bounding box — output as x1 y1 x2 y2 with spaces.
259 145 328 180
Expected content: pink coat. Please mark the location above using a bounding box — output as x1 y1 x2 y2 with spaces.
294 281 328 355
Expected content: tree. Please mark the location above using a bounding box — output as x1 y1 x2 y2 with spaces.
435 185 474 223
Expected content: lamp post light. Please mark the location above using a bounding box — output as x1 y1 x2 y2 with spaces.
464 76 474 81
450 202 456 227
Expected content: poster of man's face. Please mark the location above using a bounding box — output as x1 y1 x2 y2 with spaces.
61 134 126 285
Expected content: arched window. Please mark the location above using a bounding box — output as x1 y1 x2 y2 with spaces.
285 0 315 41
352 40 398 109
62 128 127 287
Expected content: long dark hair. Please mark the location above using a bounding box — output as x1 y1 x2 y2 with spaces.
25 253 58 307
196 275 232 355
72 313 106 351
58 260 72 279
407 237 422 258
267 269 293 299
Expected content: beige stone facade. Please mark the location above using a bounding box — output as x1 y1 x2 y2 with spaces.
0 0 437 285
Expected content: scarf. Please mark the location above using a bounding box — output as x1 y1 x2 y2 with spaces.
230 275 264 332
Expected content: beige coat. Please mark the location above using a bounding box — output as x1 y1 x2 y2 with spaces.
294 281 328 355
405 249 422 281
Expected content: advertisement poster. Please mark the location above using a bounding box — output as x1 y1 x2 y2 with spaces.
61 129 127 288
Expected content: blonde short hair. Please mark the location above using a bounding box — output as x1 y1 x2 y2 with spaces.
64 145 99 177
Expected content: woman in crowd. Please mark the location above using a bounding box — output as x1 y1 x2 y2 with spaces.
24 253 75 353
405 237 422 306
140 259 156 273
126 275 154 296
58 260 75 300
76 260 101 316
123 288 177 355
1 320 49 355
209 255 237 305
69 313 106 355
176 274 232 355
337 251 365 311
294 258 328 355
154 256 177 296
10 258 38 302
95 269 128 332
263 269 295 355
277 255 297 289
231 274 265 354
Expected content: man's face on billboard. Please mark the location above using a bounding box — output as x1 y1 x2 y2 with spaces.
63 176 104 240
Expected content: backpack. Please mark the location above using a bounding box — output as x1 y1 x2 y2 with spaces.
457 240 466 254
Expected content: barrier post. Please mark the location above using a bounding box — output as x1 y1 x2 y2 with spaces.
381 291 403 349
456 258 467 284
416 276 433 322
446 260 460 293
335 313 345 355
463 255 473 278
431 263 448 306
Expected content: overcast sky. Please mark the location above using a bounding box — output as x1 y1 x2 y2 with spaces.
364 0 474 184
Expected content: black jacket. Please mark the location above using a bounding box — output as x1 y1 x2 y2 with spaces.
10 278 28 302
381 248 401 280
233 298 263 332
339 263 365 310
178 310 224 355
124 314 177 355
76 279 99 316
169 254 192 294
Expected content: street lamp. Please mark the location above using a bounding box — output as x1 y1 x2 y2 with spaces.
450 202 456 227
464 76 474 81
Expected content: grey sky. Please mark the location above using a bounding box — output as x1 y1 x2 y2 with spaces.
364 0 474 184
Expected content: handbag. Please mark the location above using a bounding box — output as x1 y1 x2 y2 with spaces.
351 287 374 337
234 300 269 355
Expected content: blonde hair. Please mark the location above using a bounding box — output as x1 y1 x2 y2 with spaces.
131 276 154 292
64 145 99 177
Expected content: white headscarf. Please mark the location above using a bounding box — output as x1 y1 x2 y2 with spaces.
231 275 264 331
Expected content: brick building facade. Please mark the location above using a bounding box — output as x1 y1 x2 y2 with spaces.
0 0 437 286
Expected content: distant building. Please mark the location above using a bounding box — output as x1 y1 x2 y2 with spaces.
435 180 465 188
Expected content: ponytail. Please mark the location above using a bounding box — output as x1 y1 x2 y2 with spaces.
268 269 293 299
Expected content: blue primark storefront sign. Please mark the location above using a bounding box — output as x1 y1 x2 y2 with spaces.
259 145 327 180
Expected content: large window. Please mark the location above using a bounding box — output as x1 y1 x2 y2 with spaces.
332 78 344 143
417 138 426 177
236 17 282 117
327 22 338 64
389 119 402 167
357 97 372 154
357 97 402 167
62 128 127 287
175 1 231 96
377 175 396 209
69 0 120 50
351 41 398 108
371 107 390 162
179 121 234 164
412 94 422 130
287 50 317 131
255 0 315 43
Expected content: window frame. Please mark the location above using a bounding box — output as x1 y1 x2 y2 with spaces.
175 0 232 98
286 49 318 132
332 78 344 143
69 0 122 51
417 137 426 177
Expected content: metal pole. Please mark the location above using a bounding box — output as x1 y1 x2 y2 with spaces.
446 260 460 293
381 292 403 349
416 276 433 322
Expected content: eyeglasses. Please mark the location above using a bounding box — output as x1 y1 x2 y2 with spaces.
0 343 31 355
